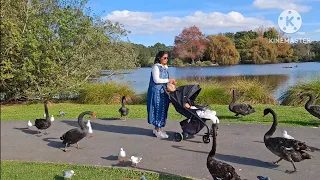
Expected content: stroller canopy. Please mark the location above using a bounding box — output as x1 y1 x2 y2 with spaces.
168 85 202 116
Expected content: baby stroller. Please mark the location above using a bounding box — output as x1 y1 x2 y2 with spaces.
167 84 214 144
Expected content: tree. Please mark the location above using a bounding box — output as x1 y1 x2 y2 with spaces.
132 43 152 67
293 43 315 61
234 30 259 62
206 35 240 65
245 37 278 64
0 0 137 101
173 25 207 64
223 32 235 43
263 27 279 40
277 42 293 58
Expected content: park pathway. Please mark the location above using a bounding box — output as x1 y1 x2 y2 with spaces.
1 118 320 180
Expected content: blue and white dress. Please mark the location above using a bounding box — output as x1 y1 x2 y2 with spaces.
146 63 170 128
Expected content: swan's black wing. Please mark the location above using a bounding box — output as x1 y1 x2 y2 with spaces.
233 104 255 114
35 118 51 129
310 105 320 115
61 128 86 144
267 137 310 151
207 160 240 180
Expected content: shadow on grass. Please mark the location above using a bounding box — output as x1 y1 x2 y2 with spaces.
54 175 64 180
99 117 121 121
60 120 155 137
218 116 241 120
171 145 279 169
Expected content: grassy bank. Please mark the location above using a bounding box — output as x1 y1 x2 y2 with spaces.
279 78 320 106
1 160 192 180
1 103 319 127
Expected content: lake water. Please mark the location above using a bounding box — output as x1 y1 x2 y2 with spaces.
97 62 320 100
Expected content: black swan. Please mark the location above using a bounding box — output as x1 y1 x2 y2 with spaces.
229 89 255 116
207 123 243 180
119 96 129 120
263 108 313 173
60 111 96 152
298 93 320 119
34 101 52 136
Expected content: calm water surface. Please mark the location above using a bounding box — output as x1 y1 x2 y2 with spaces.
98 62 320 100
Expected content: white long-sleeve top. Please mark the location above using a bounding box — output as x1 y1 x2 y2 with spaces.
152 64 169 84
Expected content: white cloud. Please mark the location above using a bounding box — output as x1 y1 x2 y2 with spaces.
315 29 320 33
252 0 312 12
104 10 275 35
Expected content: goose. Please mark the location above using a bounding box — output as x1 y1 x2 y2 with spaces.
34 101 52 136
207 123 244 180
119 96 129 121
298 93 320 119
263 108 313 173
60 111 96 152
229 89 255 117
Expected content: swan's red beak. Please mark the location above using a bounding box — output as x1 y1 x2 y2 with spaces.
298 98 302 102
263 115 266 117
229 89 232 94
47 101 52 105
92 113 97 119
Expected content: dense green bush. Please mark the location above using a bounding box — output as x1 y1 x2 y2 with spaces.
77 82 140 104
279 78 320 106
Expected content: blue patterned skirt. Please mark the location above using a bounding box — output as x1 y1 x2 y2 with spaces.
146 85 170 128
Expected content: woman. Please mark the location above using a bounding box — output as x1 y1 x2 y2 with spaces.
147 51 176 138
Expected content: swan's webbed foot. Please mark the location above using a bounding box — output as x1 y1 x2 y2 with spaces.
76 143 84 149
285 169 297 174
62 143 70 152
273 158 283 164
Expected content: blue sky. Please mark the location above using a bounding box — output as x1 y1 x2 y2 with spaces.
87 0 320 46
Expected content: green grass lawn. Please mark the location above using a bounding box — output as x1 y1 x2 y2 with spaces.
1 103 319 127
1 160 193 180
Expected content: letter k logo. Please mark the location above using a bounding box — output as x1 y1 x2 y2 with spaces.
286 16 294 26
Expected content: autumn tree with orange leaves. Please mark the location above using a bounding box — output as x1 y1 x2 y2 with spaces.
173 26 207 64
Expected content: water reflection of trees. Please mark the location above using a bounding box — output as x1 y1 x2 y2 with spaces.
182 75 289 90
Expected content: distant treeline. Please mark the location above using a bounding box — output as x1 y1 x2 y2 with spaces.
133 26 320 67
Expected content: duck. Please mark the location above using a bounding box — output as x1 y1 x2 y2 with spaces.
263 108 313 173
298 93 320 119
229 89 256 116
207 123 243 180
34 101 52 136
60 111 96 152
119 96 129 121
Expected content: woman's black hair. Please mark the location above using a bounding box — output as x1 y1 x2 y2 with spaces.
154 51 169 64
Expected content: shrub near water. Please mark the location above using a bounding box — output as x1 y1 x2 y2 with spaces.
279 78 320 106
78 82 139 104
175 79 276 105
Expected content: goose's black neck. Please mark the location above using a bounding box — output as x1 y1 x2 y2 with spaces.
78 111 93 130
264 109 278 140
304 93 314 109
121 96 126 107
208 124 218 160
44 101 50 121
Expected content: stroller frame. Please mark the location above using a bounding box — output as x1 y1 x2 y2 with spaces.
167 84 213 144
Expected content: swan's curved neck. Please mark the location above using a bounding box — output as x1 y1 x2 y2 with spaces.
44 102 50 121
229 90 235 107
264 110 278 139
208 124 217 160
304 94 314 109
78 111 91 130
121 97 126 107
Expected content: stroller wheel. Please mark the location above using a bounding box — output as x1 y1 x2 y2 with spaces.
202 135 210 144
174 132 183 142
